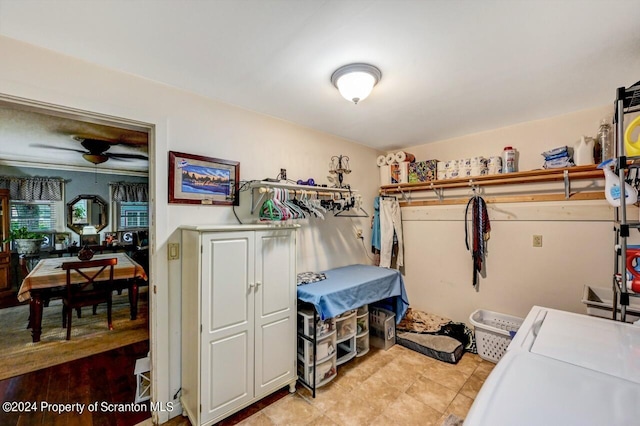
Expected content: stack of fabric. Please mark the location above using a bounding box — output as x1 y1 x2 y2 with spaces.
296 272 326 286
542 146 574 169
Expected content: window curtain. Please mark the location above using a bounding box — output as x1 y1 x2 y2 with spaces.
0 176 63 201
110 182 149 202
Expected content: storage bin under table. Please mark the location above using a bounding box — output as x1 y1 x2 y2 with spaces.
335 310 357 365
370 306 396 350
296 305 337 390
356 304 370 357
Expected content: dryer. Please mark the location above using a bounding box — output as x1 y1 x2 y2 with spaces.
465 306 640 425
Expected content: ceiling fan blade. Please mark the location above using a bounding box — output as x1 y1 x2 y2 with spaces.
107 153 148 160
30 143 86 154
74 135 146 148
80 138 112 154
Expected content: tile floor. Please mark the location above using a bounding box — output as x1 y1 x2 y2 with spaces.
234 344 494 426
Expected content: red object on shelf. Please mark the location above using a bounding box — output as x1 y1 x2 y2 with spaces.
625 247 640 293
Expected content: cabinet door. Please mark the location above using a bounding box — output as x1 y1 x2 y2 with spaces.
200 232 255 424
254 229 296 398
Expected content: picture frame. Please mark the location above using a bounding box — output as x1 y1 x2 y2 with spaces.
104 231 119 246
55 232 71 248
118 230 135 245
168 151 239 206
40 233 56 250
80 234 100 246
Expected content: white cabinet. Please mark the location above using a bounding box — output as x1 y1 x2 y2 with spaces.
181 225 298 426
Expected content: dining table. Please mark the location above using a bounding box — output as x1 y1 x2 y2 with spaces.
18 252 148 342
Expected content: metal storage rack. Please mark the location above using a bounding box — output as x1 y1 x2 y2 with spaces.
296 304 337 397
612 82 640 321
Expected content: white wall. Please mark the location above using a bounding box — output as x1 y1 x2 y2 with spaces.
0 36 380 421
396 106 636 324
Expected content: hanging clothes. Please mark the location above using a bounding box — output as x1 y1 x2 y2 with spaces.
465 194 491 286
371 196 382 266
371 196 382 252
380 197 404 269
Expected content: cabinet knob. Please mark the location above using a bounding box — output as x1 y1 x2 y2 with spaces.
248 282 255 289
256 281 262 287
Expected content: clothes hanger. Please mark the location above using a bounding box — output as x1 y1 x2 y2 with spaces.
286 189 306 219
259 198 281 221
301 190 323 219
313 190 327 213
271 188 290 220
333 191 369 217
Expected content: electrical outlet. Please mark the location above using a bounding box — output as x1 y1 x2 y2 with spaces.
532 235 543 247
355 228 363 239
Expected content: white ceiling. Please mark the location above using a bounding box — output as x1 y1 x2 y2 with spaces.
0 0 639 152
0 104 149 173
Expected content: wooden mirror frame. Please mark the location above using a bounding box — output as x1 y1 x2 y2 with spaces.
67 194 108 235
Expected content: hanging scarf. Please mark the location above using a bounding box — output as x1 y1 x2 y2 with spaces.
465 195 491 287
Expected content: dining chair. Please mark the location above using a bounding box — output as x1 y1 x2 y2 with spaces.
61 257 117 340
23 255 72 330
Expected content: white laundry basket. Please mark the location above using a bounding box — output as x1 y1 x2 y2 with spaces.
469 309 523 363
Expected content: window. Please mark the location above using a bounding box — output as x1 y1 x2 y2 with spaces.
10 201 59 232
118 202 149 230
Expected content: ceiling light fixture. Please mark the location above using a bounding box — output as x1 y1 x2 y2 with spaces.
331 63 382 104
82 153 109 164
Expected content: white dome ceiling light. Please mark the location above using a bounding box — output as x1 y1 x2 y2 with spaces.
331 63 382 104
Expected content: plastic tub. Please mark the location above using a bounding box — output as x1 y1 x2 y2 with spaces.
469 309 523 363
582 285 640 323
370 307 396 350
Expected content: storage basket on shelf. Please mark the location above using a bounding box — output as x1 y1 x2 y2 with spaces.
469 309 523 363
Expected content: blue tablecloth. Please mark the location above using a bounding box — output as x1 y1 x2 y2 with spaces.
296 264 409 323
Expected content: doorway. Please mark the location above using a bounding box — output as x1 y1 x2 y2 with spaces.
0 94 156 417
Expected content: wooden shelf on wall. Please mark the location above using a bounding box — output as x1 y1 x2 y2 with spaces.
380 165 605 206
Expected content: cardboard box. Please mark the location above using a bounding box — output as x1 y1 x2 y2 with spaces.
409 160 438 183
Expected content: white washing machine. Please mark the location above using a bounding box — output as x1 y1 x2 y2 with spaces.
465 306 640 426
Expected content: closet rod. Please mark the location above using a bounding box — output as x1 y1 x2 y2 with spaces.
398 191 605 207
381 167 602 194
258 187 339 197
249 180 354 193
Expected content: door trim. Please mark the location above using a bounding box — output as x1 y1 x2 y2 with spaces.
0 92 169 423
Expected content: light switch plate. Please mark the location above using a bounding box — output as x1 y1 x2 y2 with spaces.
168 243 180 260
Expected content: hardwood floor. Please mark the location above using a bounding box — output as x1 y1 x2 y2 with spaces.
0 340 151 426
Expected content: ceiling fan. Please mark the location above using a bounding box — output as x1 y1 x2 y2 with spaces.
32 137 148 165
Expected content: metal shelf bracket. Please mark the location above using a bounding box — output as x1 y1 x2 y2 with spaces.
430 182 444 202
250 189 266 214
